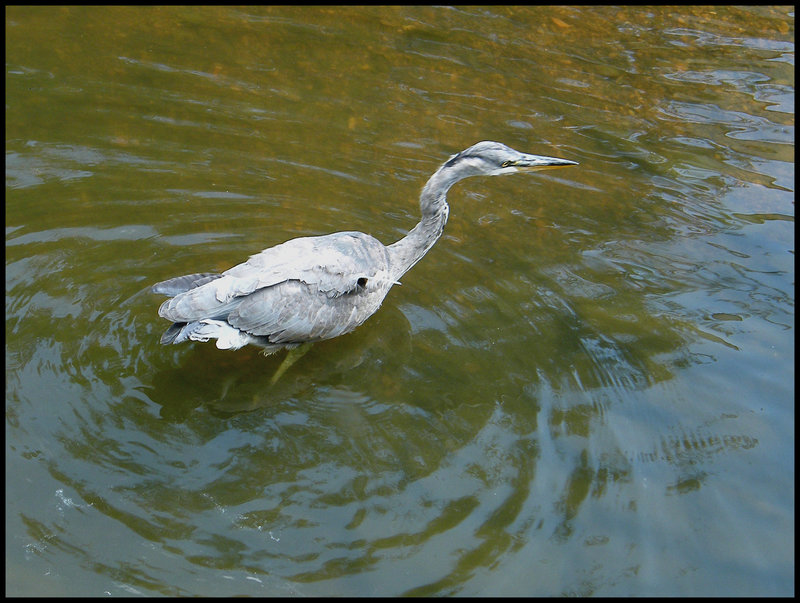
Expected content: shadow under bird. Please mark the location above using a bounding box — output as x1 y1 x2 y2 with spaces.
152 141 576 379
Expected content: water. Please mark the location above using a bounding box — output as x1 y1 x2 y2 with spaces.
6 6 793 596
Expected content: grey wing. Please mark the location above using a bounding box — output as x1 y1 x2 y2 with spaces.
226 278 391 343
225 231 389 298
157 232 394 328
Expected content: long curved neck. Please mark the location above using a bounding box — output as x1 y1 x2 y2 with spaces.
387 165 460 282
386 206 449 282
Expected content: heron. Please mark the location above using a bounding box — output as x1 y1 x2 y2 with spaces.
152 141 577 381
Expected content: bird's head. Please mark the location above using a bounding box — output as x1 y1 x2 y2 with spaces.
443 140 578 177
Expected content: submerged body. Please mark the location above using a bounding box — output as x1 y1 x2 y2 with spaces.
152 141 576 352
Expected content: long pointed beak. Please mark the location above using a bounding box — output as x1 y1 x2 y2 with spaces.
512 154 578 171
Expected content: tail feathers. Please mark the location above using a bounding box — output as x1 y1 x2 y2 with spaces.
159 322 187 345
152 273 222 297
159 319 251 349
157 319 293 354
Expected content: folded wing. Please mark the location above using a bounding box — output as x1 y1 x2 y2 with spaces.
153 231 395 346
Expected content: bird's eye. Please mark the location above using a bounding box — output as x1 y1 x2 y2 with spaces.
502 160 513 168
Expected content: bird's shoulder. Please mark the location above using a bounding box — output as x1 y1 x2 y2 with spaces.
215 231 392 302
238 231 388 274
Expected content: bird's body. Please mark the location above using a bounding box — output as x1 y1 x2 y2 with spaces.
154 231 394 352
153 141 576 354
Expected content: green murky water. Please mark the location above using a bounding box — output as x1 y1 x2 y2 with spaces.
6 6 793 596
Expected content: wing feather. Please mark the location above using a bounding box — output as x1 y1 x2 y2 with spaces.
157 232 393 335
226 280 387 343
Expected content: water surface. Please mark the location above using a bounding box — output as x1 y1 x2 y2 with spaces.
6 6 794 596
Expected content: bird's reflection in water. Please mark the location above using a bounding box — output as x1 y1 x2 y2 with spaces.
149 307 411 419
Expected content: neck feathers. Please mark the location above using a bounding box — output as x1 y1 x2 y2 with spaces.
385 155 474 281
386 206 448 281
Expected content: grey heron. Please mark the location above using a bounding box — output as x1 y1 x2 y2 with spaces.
152 141 576 377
